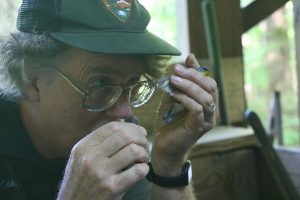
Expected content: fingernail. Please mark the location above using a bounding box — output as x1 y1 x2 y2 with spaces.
175 65 186 73
171 75 182 83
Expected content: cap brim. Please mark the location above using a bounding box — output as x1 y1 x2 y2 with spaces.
51 30 181 55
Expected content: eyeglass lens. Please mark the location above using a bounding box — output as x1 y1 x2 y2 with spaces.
130 81 154 107
83 81 154 111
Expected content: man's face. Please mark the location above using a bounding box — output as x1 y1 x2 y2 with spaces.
34 48 146 158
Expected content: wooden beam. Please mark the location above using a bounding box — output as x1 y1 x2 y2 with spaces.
242 0 289 33
188 0 243 57
188 0 247 125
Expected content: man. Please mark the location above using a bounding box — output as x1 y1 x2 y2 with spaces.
0 0 217 199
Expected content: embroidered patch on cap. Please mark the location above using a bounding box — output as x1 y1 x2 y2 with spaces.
103 0 132 22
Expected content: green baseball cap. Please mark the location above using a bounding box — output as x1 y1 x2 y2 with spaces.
17 0 181 55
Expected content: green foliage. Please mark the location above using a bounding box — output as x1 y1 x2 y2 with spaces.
139 0 177 47
243 2 300 146
0 0 21 37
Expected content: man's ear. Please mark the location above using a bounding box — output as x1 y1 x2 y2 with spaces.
23 83 40 102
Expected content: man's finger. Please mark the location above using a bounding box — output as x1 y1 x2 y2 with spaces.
112 163 149 194
108 143 149 173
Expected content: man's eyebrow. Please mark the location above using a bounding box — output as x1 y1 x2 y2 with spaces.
80 65 121 80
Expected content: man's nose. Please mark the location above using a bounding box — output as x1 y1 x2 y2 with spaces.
104 93 133 119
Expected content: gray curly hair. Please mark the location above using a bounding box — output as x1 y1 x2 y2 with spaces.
0 32 70 101
0 32 169 102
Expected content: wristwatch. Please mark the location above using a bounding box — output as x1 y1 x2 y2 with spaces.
146 160 192 188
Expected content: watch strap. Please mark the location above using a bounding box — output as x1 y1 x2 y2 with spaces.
146 160 192 188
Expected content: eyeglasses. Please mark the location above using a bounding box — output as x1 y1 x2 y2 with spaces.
54 68 156 112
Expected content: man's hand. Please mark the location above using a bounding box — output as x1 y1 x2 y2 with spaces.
57 122 149 200
152 54 218 175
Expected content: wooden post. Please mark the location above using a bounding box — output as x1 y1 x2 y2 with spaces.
201 0 229 125
188 0 246 125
